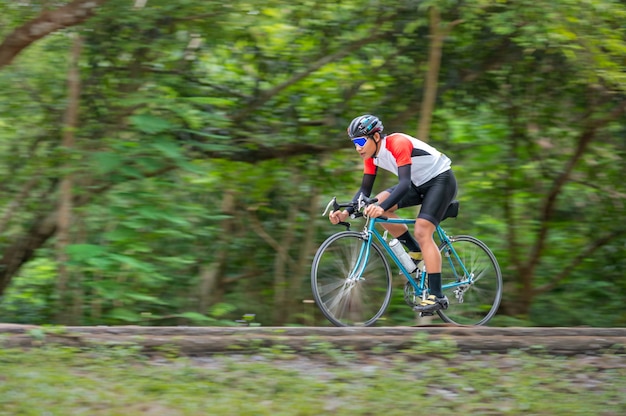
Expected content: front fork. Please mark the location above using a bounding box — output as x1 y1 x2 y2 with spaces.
347 229 374 281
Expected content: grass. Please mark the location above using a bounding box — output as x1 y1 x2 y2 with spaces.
0 342 625 416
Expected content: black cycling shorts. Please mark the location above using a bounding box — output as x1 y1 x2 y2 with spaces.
385 169 458 226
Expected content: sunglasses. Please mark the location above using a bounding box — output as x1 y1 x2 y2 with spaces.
351 136 368 147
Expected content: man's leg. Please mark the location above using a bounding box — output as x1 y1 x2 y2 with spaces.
413 219 439 270
413 218 448 313
411 171 457 313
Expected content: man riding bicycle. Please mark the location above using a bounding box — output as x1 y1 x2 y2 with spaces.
328 114 458 314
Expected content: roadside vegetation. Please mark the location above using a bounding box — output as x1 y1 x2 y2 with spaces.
1 343 624 415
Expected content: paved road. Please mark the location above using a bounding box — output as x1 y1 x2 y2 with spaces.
1 324 625 355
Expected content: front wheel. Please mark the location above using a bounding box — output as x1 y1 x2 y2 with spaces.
437 235 502 326
311 231 392 327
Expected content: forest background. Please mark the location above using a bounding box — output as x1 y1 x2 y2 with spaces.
0 0 624 328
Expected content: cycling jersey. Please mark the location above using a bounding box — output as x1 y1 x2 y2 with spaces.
363 133 451 186
348 132 453 215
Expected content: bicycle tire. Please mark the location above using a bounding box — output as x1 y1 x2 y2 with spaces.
311 231 392 327
436 235 502 326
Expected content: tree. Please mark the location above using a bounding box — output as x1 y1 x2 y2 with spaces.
0 0 109 69
0 0 624 326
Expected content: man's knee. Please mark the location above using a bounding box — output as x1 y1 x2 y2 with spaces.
413 219 435 242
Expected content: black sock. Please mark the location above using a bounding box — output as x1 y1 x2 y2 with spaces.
428 273 443 298
397 230 420 252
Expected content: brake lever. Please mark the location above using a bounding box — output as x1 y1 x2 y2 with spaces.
322 197 338 216
322 197 352 230
356 193 367 212
357 193 379 214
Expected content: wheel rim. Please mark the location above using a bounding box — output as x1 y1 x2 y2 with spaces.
312 233 392 326
438 237 502 326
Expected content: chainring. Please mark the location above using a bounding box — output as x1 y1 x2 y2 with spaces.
403 281 420 307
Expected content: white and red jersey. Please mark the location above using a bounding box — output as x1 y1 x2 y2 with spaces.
363 133 451 186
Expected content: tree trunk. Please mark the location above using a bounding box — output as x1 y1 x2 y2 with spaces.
417 7 443 140
417 8 462 140
55 35 82 324
272 204 298 324
287 191 320 323
197 191 236 312
0 0 109 69
0 213 58 295
501 97 626 316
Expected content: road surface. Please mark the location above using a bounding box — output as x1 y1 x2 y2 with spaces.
1 324 625 356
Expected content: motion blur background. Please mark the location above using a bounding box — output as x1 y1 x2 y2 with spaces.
0 0 624 327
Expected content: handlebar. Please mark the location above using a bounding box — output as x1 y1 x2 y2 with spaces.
322 194 387 229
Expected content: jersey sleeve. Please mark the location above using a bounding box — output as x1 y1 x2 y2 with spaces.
386 134 413 166
379 165 412 211
363 158 377 175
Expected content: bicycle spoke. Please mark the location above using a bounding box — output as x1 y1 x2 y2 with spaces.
437 236 502 326
311 232 392 326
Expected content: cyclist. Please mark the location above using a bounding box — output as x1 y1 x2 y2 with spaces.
328 114 458 314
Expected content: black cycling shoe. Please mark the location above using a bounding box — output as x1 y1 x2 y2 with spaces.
413 295 449 314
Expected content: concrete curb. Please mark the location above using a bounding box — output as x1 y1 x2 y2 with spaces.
1 324 625 356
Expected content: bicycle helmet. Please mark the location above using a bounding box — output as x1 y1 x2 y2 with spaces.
347 114 384 138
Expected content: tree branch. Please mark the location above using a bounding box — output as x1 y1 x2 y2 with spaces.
0 0 109 69
232 31 388 123
533 228 626 295
528 99 626 267
247 206 281 252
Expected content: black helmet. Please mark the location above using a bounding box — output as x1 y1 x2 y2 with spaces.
347 115 384 138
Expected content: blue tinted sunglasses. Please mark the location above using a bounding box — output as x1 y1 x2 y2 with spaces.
351 136 368 147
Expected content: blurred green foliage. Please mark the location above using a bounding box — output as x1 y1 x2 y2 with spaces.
0 0 624 326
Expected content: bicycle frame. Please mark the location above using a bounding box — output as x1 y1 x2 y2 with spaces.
353 216 474 296
316 195 502 326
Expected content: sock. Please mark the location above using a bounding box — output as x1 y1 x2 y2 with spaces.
397 230 420 252
428 273 443 298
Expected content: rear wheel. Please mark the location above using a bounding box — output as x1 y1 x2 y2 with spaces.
437 235 502 326
311 231 392 326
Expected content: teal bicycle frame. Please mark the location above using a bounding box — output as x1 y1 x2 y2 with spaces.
355 216 472 297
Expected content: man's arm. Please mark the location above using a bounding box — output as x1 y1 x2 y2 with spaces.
346 173 376 214
379 164 411 211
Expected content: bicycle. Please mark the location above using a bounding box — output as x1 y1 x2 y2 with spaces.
311 195 502 327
